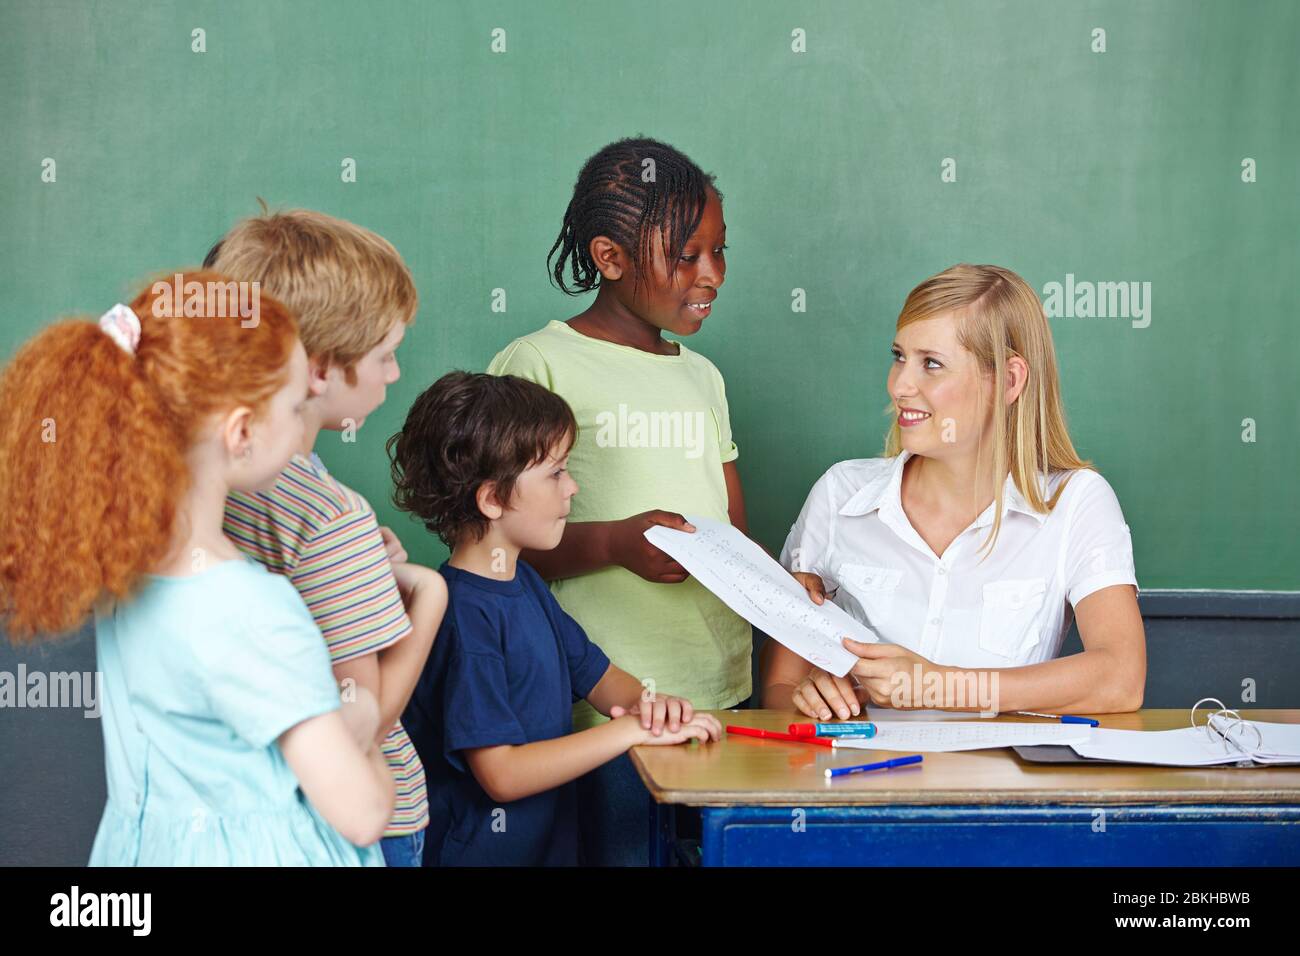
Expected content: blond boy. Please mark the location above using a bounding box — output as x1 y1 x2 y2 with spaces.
208 209 446 865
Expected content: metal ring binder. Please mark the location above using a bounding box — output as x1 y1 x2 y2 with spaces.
1191 697 1264 766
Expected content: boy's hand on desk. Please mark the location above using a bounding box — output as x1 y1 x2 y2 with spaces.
608 511 695 584
379 525 408 565
610 694 694 735
618 712 722 747
792 571 827 605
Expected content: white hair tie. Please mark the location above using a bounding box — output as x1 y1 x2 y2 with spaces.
98 303 142 356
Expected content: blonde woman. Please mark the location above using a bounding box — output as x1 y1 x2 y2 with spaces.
764 264 1146 718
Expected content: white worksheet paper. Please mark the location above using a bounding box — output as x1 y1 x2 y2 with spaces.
644 515 868 676
1070 722 1300 766
832 721 1094 752
865 710 993 722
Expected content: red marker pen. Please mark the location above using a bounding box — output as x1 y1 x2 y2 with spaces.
726 725 834 747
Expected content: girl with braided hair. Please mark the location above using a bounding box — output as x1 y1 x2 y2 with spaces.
488 137 749 865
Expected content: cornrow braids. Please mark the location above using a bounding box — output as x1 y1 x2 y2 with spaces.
547 137 723 296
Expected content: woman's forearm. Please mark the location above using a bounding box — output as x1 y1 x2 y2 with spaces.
760 642 812 709
950 648 1144 715
762 680 800 710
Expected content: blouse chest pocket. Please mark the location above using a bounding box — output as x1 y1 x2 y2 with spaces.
978 577 1048 662
836 563 904 621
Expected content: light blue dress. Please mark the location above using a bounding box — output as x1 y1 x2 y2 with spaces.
88 556 384 866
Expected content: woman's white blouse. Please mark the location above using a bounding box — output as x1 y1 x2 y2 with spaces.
779 451 1139 669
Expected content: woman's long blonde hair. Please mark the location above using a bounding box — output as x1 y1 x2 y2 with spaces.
883 263 1091 556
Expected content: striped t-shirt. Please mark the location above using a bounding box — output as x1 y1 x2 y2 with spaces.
224 452 429 838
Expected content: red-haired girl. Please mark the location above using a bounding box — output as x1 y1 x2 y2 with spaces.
0 273 394 864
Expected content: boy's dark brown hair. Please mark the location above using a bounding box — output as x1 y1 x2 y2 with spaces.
388 372 577 547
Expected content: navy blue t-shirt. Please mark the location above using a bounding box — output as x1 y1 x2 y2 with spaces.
402 560 611 866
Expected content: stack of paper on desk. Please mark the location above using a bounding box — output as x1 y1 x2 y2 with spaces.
644 515 871 677
1069 722 1300 767
832 721 1094 752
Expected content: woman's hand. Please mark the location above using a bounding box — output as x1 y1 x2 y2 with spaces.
843 638 947 709
792 571 827 605
606 511 696 583
791 665 865 720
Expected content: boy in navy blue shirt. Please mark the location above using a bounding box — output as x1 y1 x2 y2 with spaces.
389 372 722 866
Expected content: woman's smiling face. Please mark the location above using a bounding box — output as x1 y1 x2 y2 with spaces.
619 186 727 337
888 312 993 460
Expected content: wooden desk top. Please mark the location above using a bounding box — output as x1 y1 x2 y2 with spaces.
629 709 1300 807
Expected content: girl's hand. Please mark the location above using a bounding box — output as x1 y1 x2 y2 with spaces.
792 571 827 605
620 712 723 747
609 694 695 735
607 511 695 583
791 664 865 720
379 525 408 565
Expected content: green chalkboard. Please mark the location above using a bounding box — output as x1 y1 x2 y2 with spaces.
3 1 1297 588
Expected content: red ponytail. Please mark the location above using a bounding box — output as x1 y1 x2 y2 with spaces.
0 271 299 641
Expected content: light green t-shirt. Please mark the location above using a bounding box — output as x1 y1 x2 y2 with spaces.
488 319 752 729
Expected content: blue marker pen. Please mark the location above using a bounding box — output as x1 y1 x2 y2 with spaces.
788 721 877 738
825 754 924 778
1012 710 1100 727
